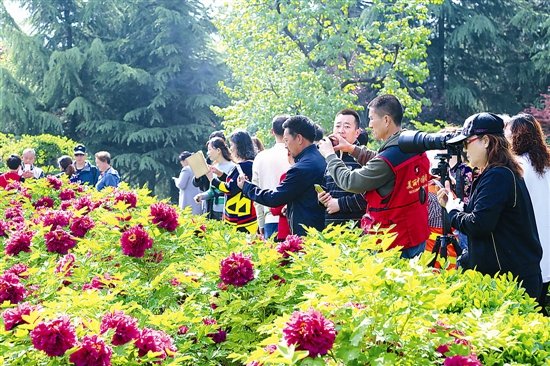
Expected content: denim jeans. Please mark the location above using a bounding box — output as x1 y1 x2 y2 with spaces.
401 241 427 259
263 223 278 240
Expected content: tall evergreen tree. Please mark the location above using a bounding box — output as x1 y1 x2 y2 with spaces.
0 0 226 199
421 0 550 124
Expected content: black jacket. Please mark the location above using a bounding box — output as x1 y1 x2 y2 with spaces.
449 166 542 279
242 144 326 236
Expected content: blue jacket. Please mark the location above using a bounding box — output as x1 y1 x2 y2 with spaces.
96 167 120 191
242 144 326 236
73 161 99 186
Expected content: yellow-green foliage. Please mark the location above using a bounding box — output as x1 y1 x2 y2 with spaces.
0 179 548 365
0 133 78 174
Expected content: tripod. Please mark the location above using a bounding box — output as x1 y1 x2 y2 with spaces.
428 153 464 268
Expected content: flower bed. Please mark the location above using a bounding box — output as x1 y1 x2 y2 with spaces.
0 177 549 365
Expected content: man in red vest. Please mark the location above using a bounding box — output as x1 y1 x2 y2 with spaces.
318 95 430 258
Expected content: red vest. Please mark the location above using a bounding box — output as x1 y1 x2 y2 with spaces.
364 146 430 250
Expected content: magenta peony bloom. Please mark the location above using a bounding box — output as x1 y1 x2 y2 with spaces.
5 206 23 220
282 308 336 358
219 252 254 287
33 196 55 209
69 334 112 366
2 302 43 331
0 273 27 304
4 263 30 279
276 235 305 258
135 327 177 360
178 325 189 335
0 219 11 237
149 202 179 232
5 229 34 256
444 354 482 366
55 253 76 276
44 227 77 254
59 188 76 201
246 362 262 366
70 216 95 238
114 190 138 208
41 210 73 230
100 310 140 346
203 318 217 326
120 225 153 258
30 315 77 357
46 175 63 190
207 328 227 343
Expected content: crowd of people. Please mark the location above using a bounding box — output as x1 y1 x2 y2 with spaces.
0 144 120 191
173 94 549 314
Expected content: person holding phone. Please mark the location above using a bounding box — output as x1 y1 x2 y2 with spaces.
18 148 45 180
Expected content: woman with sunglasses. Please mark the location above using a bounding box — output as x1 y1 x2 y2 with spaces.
505 113 550 314
437 112 542 301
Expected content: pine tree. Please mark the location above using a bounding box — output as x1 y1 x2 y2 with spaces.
0 0 226 198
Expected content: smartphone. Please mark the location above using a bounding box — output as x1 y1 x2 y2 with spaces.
314 184 324 193
235 164 244 176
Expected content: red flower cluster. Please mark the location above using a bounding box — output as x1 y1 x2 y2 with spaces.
2 302 43 331
120 225 153 258
178 325 189 335
55 253 76 276
4 263 30 279
100 310 140 346
69 334 113 366
444 354 482 366
46 175 63 190
5 229 34 256
41 209 73 229
82 274 120 291
0 273 27 304
5 206 23 220
114 190 138 208
276 235 304 258
30 315 77 356
44 227 77 254
282 308 336 358
207 328 227 343
0 219 10 236
219 252 254 287
59 188 76 201
149 202 179 232
70 215 95 238
33 196 55 209
135 327 177 360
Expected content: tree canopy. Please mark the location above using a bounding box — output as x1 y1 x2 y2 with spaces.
213 0 443 137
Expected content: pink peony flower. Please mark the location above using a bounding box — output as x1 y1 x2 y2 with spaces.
70 216 95 238
55 253 76 276
2 302 43 331
4 263 30 279
178 325 189 335
59 188 76 201
120 225 153 258
33 196 55 209
44 227 77 254
5 206 23 220
114 190 138 208
169 278 181 286
219 252 254 287
444 354 482 366
5 229 34 256
46 175 63 190
0 273 27 304
264 344 277 354
246 362 262 366
41 210 73 230
207 328 227 343
149 202 179 232
276 235 304 258
203 318 217 325
0 219 11 237
100 310 140 346
69 334 112 366
282 308 336 358
135 327 177 360
30 315 77 356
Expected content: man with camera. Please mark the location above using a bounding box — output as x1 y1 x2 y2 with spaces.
318 94 430 258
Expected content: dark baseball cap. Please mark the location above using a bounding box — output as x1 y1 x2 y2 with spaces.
74 145 86 154
447 112 504 144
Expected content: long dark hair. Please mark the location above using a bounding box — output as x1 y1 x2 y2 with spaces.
508 113 550 177
229 130 256 161
59 156 76 176
484 134 523 176
208 137 233 162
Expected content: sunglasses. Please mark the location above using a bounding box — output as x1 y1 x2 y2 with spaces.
74 153 86 156
463 136 479 149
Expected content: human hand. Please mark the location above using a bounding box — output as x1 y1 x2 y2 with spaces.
22 170 33 179
210 165 222 177
317 138 335 158
281 205 287 216
329 134 354 153
194 194 202 204
317 190 331 206
237 174 248 189
325 198 340 214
